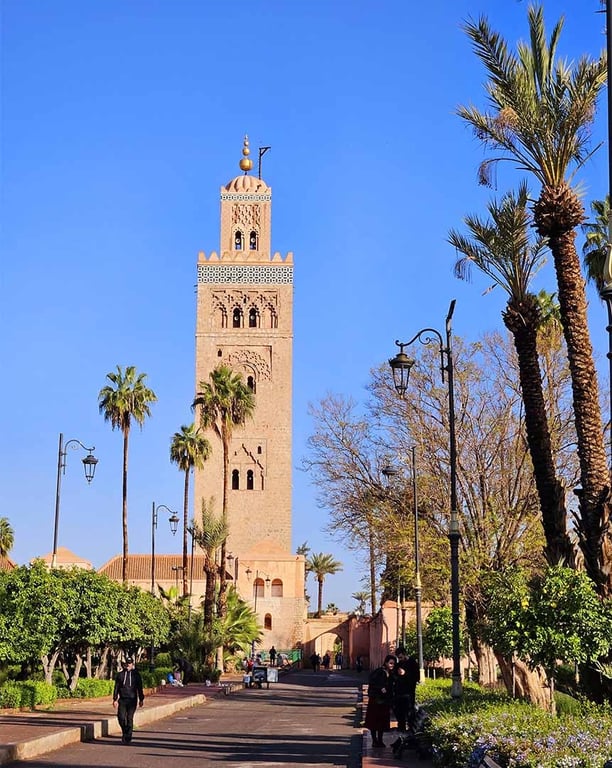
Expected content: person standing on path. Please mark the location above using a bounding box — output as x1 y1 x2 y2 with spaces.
392 646 420 732
364 654 396 748
269 646 277 666
112 657 144 744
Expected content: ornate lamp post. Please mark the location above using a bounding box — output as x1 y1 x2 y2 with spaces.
52 433 98 568
382 449 424 682
388 299 462 698
150 502 179 670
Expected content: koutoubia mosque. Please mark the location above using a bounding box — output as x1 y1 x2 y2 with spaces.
24 137 379 667
192 136 307 650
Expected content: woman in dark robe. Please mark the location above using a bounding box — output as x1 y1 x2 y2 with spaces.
364 654 396 747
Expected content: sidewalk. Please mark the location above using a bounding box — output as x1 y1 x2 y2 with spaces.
0 674 434 767
0 681 237 765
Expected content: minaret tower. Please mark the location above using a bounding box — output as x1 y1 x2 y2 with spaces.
194 138 304 647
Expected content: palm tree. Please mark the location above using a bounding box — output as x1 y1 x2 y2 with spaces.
0 517 14 557
351 591 369 613
306 552 343 617
192 498 228 628
192 365 255 620
459 6 610 595
170 424 211 595
448 183 575 566
98 365 157 583
582 196 610 291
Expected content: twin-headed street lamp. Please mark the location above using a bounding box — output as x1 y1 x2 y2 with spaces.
382 446 424 682
52 433 98 568
150 502 179 670
388 299 462 699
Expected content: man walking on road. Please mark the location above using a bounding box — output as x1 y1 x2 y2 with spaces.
113 657 144 744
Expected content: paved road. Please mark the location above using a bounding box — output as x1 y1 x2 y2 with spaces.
6 669 364 768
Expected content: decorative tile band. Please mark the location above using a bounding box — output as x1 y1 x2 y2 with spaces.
198 264 293 284
221 193 272 202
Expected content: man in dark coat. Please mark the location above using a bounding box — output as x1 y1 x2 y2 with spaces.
113 657 144 744
393 646 420 732
175 657 194 685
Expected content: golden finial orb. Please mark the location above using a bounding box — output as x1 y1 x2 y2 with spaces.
239 134 253 173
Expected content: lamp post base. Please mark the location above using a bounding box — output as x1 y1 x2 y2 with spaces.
450 673 463 699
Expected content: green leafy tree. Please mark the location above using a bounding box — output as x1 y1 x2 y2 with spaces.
422 606 454 665
0 517 14 557
170 424 211 595
483 565 612 709
459 5 610 596
192 365 255 626
449 183 574 567
98 365 157 583
306 552 343 617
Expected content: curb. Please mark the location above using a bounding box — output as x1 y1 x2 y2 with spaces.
0 690 217 764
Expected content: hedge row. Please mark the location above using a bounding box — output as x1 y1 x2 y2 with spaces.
0 667 173 710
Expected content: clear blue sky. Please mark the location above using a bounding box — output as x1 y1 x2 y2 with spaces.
1 0 609 610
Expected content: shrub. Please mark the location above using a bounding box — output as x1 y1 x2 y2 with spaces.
66 679 114 699
554 690 582 716
418 679 612 768
154 652 172 668
0 681 56 709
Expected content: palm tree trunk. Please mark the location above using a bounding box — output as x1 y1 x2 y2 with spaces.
544 219 611 596
317 577 323 616
122 429 130 584
504 297 576 567
182 469 189 596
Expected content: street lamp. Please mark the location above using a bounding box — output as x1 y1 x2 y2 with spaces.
52 433 98 568
389 299 462 698
382 447 424 682
151 502 179 594
150 502 179 670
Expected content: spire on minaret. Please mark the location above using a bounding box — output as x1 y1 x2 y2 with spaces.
239 135 253 174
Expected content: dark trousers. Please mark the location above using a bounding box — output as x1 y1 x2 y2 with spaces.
393 694 415 732
117 697 138 741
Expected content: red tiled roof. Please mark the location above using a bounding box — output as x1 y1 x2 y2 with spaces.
99 554 210 581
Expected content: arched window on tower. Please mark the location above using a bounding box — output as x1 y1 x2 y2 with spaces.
270 309 278 329
247 375 256 393
248 307 259 328
233 307 242 328
219 307 228 328
246 469 254 490
249 230 258 250
264 614 272 630
234 230 243 250
232 469 240 490
271 579 283 597
253 578 265 599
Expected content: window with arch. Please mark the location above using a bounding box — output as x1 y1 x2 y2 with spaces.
264 614 272 630
249 230 258 250
217 349 223 357
270 309 278 329
219 308 228 328
234 230 243 250
247 375 256 393
232 307 242 328
248 307 259 328
231 469 240 490
257 445 262 454
271 579 283 597
246 469 254 490
253 577 265 599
